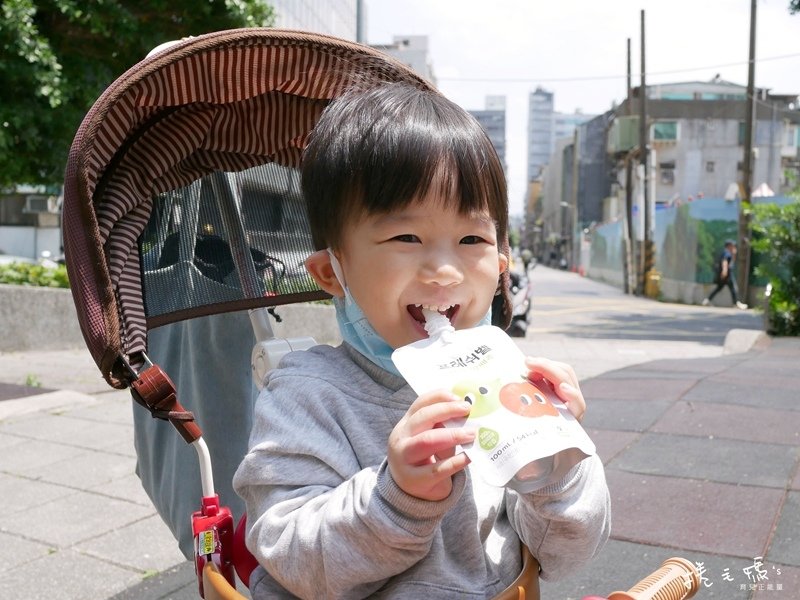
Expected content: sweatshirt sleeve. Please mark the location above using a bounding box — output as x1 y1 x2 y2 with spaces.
232 369 466 599
506 453 611 581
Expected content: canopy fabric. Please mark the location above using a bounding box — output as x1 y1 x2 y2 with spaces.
62 29 431 388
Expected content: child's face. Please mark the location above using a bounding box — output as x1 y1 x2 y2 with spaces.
333 192 508 349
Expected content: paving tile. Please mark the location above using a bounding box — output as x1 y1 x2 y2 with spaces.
715 370 800 391
0 437 86 473
752 562 800 598
90 472 155 506
0 389 99 421
582 399 672 432
66 393 135 425
77 514 186 572
622 357 741 376
0 471 76 515
580 377 697 401
538 538 757 600
0 381 55 400
0 412 133 452
0 546 142 600
0 530 52 574
0 430 25 450
108 561 199 600
587 428 640 465
609 432 799 488
684 379 799 411
606 469 784 558
651 401 800 446
767 491 800 568
23 449 137 490
3 489 153 548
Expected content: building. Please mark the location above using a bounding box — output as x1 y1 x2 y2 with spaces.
526 87 595 182
535 77 800 272
607 78 800 221
527 87 554 182
268 0 360 41
370 35 437 85
470 96 507 175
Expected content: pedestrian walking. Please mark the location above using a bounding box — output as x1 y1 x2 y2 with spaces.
702 239 747 309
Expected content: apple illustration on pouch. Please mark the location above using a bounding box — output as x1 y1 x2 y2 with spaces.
499 381 558 418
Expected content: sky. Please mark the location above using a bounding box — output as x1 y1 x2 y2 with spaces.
364 0 800 215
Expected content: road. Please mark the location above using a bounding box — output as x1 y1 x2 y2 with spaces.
513 266 764 380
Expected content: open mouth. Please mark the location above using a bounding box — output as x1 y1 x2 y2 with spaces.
408 303 458 326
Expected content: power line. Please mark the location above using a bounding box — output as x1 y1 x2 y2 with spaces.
437 52 800 84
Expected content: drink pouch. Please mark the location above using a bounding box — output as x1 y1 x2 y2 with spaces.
392 310 596 492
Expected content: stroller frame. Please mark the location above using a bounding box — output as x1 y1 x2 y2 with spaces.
62 27 699 600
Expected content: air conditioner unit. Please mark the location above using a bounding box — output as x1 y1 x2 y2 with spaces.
23 195 57 214
607 116 639 155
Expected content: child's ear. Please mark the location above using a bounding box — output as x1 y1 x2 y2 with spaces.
498 251 509 274
305 250 345 297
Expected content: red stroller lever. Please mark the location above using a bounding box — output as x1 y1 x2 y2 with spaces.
193 495 235 598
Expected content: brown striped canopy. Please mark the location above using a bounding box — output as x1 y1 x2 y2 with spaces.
62 28 432 389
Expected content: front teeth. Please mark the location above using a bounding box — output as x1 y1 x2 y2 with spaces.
416 303 454 313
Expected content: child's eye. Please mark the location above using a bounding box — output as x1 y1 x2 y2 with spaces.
460 235 486 245
391 234 420 243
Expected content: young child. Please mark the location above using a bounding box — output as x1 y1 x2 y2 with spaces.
233 82 610 599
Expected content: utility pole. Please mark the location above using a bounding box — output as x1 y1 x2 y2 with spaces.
624 38 635 294
571 127 580 271
622 37 635 295
738 0 757 304
638 9 651 295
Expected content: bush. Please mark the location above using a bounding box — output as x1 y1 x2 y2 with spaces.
750 199 800 336
0 262 70 288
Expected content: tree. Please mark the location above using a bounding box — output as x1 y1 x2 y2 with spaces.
0 0 275 187
750 198 800 336
792 0 800 15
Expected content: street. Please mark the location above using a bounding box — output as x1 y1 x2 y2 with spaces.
1 267 793 600
516 265 764 380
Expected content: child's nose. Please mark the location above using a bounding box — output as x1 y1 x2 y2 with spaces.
419 252 464 286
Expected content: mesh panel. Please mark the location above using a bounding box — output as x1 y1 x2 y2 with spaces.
139 162 322 320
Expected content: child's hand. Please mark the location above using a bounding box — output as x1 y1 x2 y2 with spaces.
387 390 475 502
525 357 586 422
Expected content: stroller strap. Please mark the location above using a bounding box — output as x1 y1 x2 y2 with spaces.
131 363 203 443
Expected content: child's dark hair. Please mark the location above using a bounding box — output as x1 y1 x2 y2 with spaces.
302 82 508 251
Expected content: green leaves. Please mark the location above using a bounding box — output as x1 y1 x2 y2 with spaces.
0 0 276 187
751 198 800 336
0 261 70 287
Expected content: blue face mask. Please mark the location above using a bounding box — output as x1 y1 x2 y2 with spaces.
327 250 492 378
328 250 403 377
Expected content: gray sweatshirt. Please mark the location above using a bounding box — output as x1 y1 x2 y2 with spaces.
233 344 610 599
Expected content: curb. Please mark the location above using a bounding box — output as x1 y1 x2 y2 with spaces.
722 328 770 355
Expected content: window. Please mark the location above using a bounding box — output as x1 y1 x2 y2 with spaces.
652 121 678 141
786 125 798 148
706 161 715 173
659 161 675 185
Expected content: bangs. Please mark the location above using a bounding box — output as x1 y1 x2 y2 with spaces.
303 83 508 249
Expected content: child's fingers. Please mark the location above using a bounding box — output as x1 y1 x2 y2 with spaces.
525 357 579 388
525 357 586 421
400 426 475 465
405 394 471 436
557 381 586 421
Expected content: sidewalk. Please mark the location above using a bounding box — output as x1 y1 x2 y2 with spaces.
1 313 798 598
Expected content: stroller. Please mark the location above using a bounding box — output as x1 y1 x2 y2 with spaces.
62 28 700 600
